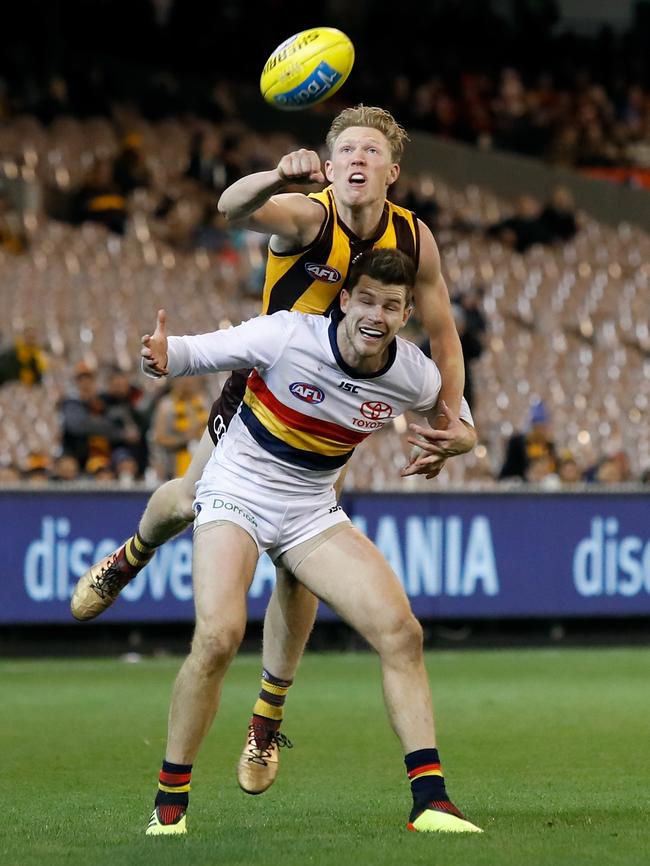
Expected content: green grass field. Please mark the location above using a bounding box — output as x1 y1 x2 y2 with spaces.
3 648 649 866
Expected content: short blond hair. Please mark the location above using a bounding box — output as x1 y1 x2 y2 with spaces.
326 105 409 163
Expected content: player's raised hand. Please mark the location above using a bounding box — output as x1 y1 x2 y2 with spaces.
277 149 325 185
141 309 169 376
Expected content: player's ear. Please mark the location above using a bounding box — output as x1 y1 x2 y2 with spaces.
387 163 400 186
324 160 334 183
401 302 413 327
340 288 350 313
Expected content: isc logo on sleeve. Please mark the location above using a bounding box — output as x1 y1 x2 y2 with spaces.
289 382 325 404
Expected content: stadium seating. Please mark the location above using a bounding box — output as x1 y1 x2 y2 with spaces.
0 114 648 485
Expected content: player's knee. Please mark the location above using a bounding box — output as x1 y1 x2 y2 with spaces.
376 612 423 663
164 477 195 523
191 625 243 673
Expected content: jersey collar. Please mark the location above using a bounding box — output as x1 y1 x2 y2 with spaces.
328 187 390 245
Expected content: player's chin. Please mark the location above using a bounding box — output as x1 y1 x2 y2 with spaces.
341 185 371 206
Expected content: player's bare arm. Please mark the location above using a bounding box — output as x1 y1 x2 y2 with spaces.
414 221 465 417
217 149 325 249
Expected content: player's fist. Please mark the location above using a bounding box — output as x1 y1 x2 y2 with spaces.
277 149 324 185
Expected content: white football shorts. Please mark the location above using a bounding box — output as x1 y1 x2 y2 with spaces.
193 461 350 562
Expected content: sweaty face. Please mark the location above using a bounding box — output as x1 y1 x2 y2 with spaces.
338 276 410 370
325 128 399 208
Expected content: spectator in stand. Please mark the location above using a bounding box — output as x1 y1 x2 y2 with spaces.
575 121 621 168
418 284 485 409
59 363 141 473
526 453 560 487
556 452 582 484
0 193 26 254
22 453 51 485
499 399 556 481
51 453 81 482
548 123 580 168
0 464 20 483
613 450 633 482
192 207 231 253
0 325 47 387
454 288 487 408
72 159 127 235
87 455 116 482
397 176 441 234
584 449 633 485
186 128 226 193
151 183 207 251
486 195 547 253
491 68 534 155
112 447 140 486
113 133 151 196
538 186 578 242
151 377 209 480
595 456 625 484
100 365 147 474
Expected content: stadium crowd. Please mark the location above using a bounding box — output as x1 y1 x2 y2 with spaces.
1 2 649 489
0 101 648 489
2 1 650 175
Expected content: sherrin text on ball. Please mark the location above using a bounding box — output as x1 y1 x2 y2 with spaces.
260 27 354 111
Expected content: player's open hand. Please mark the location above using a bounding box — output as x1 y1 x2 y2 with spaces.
277 149 325 185
141 309 169 377
400 401 477 480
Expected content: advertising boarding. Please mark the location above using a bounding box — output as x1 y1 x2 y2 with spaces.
1 491 649 623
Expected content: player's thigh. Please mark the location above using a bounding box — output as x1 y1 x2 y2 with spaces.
291 526 413 642
272 565 319 623
179 427 215 498
192 521 258 640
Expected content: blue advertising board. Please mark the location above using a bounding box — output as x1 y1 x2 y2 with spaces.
1 490 649 624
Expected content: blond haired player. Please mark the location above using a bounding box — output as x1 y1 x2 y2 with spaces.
141 249 481 836
71 106 475 791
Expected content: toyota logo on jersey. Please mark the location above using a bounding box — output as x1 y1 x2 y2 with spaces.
360 401 393 420
289 382 325 404
305 262 342 283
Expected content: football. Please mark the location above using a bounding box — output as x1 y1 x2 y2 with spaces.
260 27 355 111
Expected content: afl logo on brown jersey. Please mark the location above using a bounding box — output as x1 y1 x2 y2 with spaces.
305 262 341 283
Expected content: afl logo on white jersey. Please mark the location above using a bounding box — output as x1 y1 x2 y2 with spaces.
360 400 393 420
290 382 325 404
305 262 341 283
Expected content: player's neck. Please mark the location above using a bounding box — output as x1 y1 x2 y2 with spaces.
335 324 388 375
334 195 386 240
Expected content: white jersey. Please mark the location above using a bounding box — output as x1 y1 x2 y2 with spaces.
165 310 473 496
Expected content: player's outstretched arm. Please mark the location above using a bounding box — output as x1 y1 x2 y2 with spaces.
217 148 325 246
141 309 169 377
400 400 476 480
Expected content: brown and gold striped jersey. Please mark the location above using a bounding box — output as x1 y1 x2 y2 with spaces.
261 186 420 316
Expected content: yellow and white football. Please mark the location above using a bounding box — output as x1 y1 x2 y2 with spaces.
260 27 354 111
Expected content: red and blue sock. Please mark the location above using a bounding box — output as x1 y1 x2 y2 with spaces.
154 759 192 825
405 748 463 822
